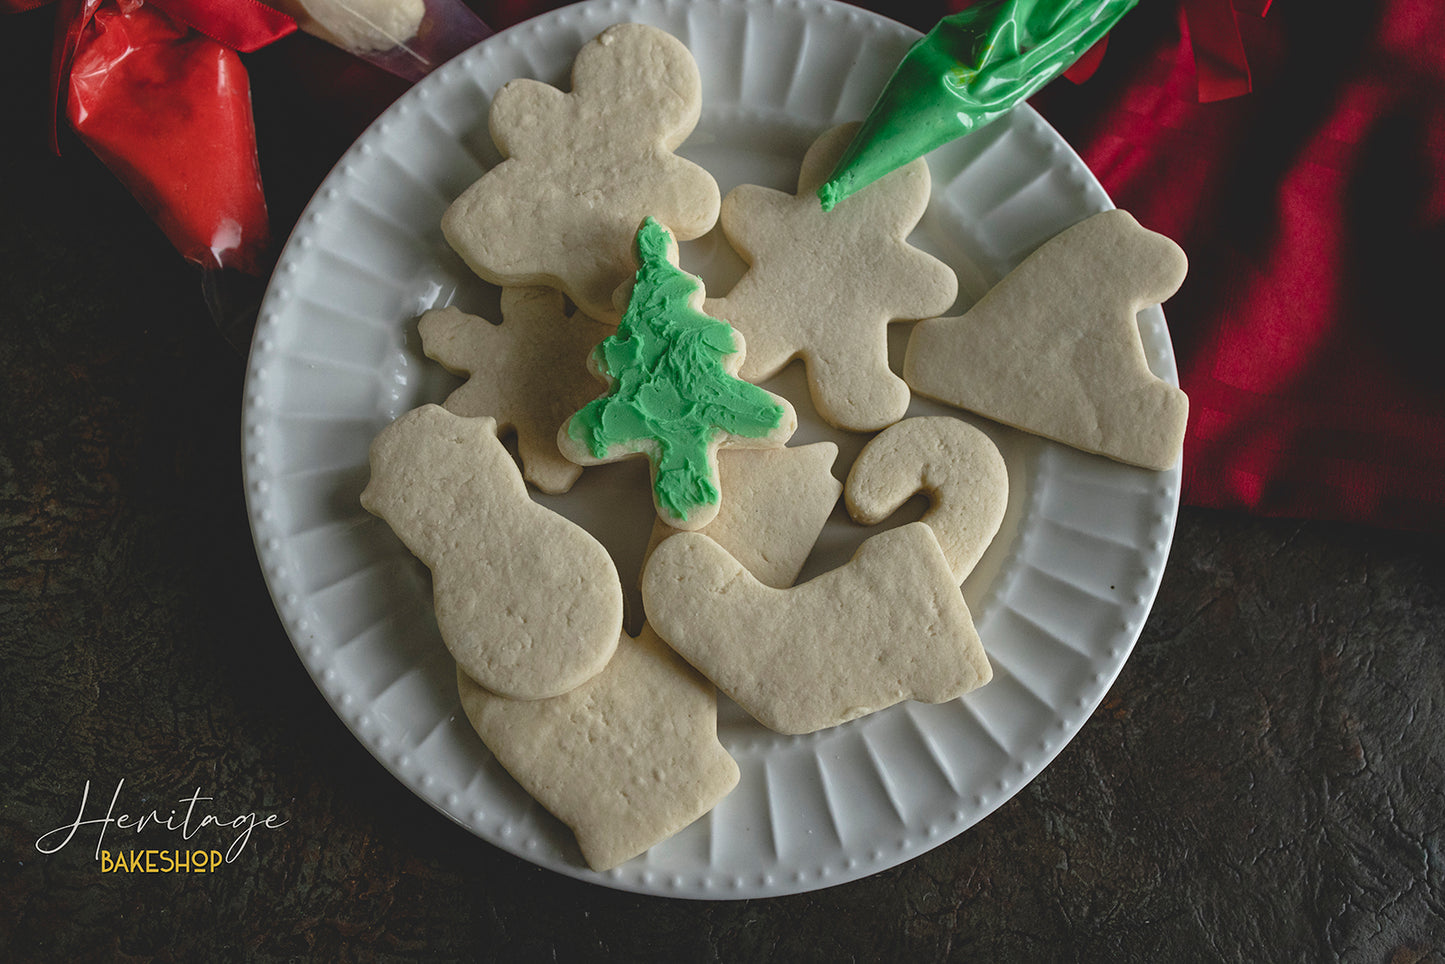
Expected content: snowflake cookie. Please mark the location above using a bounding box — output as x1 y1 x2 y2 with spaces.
419 288 612 495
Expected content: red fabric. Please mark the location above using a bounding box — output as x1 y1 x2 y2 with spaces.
1032 0 1445 530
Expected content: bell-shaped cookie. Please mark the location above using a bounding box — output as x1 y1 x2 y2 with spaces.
644 442 841 590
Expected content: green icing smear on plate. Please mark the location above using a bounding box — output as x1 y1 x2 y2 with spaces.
566 217 787 522
819 0 1138 210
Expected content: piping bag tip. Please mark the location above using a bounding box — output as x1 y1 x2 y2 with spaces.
817 179 846 212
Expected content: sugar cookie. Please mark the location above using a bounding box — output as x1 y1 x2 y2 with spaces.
360 405 621 701
645 442 841 590
559 217 797 531
641 523 992 735
457 624 738 872
706 123 958 432
419 288 612 495
441 23 720 323
904 209 1189 470
845 416 1007 583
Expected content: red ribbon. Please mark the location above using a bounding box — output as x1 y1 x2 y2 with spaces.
1063 33 1110 85
1058 0 1271 102
1182 0 1270 102
144 0 295 52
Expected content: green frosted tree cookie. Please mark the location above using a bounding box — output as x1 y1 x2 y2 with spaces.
560 217 796 530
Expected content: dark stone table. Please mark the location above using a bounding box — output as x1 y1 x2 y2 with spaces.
2 9 1442 962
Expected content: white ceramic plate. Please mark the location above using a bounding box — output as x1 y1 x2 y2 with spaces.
242 0 1181 899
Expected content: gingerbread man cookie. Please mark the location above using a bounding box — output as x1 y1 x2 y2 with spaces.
420 288 612 495
706 123 958 432
442 23 720 323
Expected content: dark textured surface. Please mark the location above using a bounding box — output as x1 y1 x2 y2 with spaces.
3 9 1443 963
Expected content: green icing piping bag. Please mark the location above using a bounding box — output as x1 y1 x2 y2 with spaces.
818 0 1138 211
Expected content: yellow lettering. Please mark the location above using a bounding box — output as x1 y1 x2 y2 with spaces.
100 850 114 873
174 849 189 872
210 849 223 871
160 851 174 873
144 850 158 873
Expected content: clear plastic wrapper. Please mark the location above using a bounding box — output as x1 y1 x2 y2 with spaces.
269 0 492 81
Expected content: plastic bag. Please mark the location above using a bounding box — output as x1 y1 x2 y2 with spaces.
270 0 491 81
65 0 273 273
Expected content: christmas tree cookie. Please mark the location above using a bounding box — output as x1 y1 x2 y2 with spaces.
644 442 843 590
558 217 797 531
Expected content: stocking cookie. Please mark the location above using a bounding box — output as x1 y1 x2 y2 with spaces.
905 210 1189 470
361 405 621 700
458 624 738 872
442 23 720 322
706 123 958 432
420 289 612 495
845 417 1008 583
559 217 797 531
641 523 992 735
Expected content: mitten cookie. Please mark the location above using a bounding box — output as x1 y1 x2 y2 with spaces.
442 23 720 322
420 288 612 494
904 210 1189 470
641 523 992 735
457 624 739 872
706 123 958 432
361 405 621 701
559 217 797 531
845 417 1008 583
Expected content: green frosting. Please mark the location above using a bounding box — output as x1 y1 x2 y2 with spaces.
566 217 786 522
819 0 1139 210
